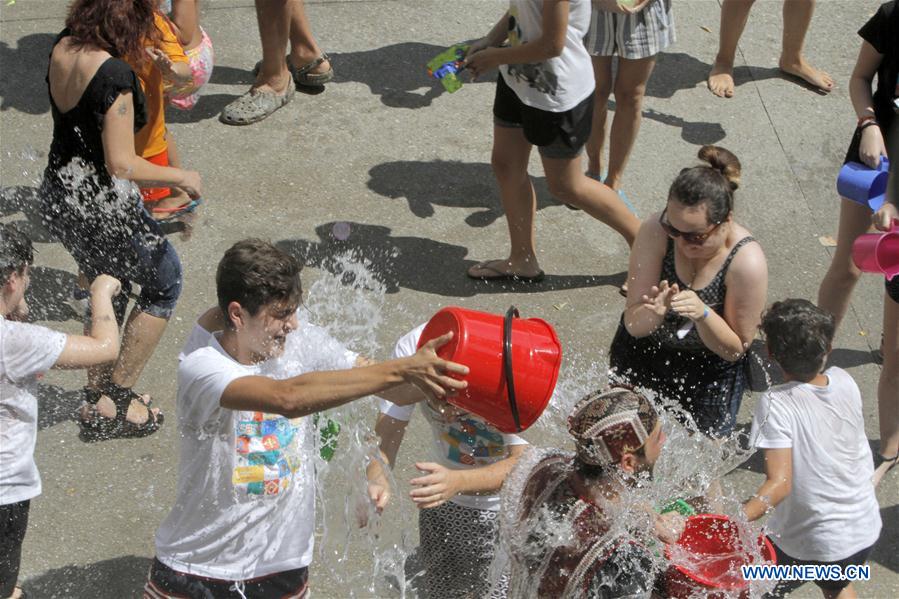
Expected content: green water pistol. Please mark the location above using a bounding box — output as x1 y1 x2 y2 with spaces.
313 414 341 462
426 44 470 93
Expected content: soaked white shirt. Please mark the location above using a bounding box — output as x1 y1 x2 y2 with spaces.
0 317 66 505
155 314 357 580
379 325 527 511
750 367 881 561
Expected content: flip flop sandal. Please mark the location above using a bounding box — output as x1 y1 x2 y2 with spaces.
152 198 203 222
467 262 545 283
874 452 898 477
252 53 334 87
78 385 164 442
219 85 296 126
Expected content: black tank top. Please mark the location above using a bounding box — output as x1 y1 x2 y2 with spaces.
43 29 147 194
650 236 757 351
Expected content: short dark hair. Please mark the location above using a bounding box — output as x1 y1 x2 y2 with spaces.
669 145 741 224
761 299 835 381
0 224 34 283
216 239 302 325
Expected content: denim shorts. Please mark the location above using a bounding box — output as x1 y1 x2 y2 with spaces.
492 73 594 160
41 186 182 321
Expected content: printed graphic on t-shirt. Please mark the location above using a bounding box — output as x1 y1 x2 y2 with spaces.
441 417 507 466
505 8 559 96
232 412 301 496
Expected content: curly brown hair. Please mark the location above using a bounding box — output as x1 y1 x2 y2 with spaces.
65 0 160 68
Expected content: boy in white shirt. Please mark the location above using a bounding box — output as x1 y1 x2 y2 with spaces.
0 224 122 599
365 323 528 599
746 299 881 599
146 239 468 599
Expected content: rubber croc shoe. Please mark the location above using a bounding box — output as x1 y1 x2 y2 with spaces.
252 53 334 87
220 85 295 125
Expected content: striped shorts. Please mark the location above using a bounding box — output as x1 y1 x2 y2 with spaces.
585 0 676 60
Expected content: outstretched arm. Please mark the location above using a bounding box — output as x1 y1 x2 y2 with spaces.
743 448 792 521
54 275 122 369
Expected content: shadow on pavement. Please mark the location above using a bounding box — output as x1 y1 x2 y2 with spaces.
367 160 558 227
277 222 617 297
36 382 83 430
329 42 492 109
24 555 151 598
828 347 877 370
0 33 54 115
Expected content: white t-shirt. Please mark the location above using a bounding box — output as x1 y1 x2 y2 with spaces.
750 367 881 561
499 0 594 112
378 325 527 511
0 317 66 505
155 313 357 580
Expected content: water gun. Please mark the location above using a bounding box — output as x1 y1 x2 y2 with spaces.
660 498 697 517
427 44 469 93
313 414 341 462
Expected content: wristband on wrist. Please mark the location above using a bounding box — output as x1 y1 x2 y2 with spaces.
699 305 710 321
858 115 879 130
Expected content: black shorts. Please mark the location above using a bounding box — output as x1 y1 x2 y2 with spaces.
492 73 594 159
145 558 309 598
844 122 893 165
768 539 874 593
0 500 31 597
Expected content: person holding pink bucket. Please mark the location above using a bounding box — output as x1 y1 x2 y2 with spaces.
817 1 895 329
747 300 881 598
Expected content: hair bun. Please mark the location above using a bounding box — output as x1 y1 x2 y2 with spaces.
698 145 741 191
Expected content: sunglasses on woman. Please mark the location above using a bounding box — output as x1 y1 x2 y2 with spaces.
658 208 723 245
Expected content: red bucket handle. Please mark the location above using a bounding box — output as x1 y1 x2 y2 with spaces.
503 306 523 432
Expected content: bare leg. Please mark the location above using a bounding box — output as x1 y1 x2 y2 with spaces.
253 0 291 94
83 307 166 425
817 199 872 329
875 294 899 486
585 56 614 179
605 55 656 190
467 125 541 278
708 0 755 98
778 0 834 92
287 0 331 74
541 154 640 246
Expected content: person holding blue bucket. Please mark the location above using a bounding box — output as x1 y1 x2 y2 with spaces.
817 1 899 485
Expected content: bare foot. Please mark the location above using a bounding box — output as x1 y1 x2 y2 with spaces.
778 56 834 93
707 61 735 98
252 69 291 95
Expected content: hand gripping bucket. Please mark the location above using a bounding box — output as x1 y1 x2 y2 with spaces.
665 514 776 599
837 157 890 211
417 306 562 433
852 220 899 281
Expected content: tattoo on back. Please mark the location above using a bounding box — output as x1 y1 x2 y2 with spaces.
117 101 127 116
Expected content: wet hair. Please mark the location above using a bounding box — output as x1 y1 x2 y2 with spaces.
761 299 835 381
216 239 302 326
668 145 742 224
0 224 34 284
65 0 160 68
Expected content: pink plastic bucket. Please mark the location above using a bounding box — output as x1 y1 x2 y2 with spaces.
853 221 899 281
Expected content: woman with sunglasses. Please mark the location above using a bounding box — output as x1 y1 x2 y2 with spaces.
609 145 768 437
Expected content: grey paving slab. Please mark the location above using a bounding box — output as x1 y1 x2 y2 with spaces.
0 0 896 597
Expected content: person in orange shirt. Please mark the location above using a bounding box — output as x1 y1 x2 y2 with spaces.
129 12 197 220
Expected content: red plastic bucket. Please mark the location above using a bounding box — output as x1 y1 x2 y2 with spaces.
417 306 562 433
852 221 899 281
665 514 776 599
